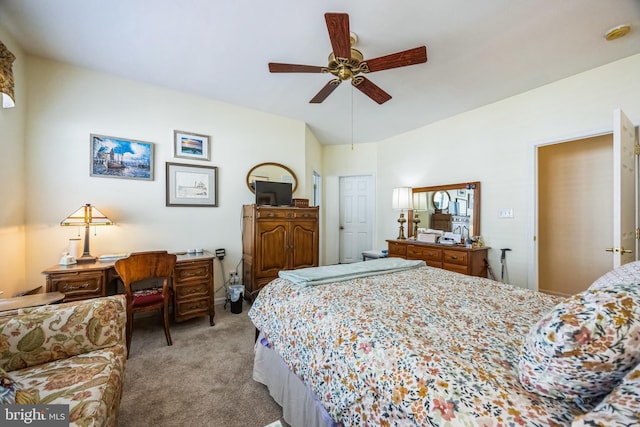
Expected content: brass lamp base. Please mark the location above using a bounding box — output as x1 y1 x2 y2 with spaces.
397 212 407 240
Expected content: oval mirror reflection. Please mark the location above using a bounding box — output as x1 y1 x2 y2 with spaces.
432 191 450 210
246 162 298 193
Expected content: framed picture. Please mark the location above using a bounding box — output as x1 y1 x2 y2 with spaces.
166 162 218 207
456 189 466 197
174 130 210 161
90 134 154 180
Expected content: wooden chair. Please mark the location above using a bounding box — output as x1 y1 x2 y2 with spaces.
114 251 177 355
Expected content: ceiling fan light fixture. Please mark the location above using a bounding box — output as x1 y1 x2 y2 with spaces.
604 24 631 41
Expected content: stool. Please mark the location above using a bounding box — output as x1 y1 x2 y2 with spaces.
362 250 388 261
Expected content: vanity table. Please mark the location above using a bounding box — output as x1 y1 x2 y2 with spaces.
42 251 215 324
387 240 489 277
393 181 488 277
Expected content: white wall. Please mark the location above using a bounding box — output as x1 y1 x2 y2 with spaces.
0 28 27 296
22 56 310 294
325 53 640 289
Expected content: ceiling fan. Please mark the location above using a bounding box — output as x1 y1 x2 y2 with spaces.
268 13 428 105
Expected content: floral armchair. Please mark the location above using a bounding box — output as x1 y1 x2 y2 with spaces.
0 295 127 427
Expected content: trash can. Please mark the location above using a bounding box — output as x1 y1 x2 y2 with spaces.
228 284 244 314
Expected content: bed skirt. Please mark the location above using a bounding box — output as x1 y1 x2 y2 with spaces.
253 333 336 427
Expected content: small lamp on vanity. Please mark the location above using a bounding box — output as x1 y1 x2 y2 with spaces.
412 191 428 238
392 187 413 240
60 204 113 263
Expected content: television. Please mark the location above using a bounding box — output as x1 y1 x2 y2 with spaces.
255 180 293 206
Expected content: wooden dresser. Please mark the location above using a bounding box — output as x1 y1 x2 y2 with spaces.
387 239 489 277
42 252 215 325
242 204 319 296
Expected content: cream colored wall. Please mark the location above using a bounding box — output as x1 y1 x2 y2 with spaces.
0 29 27 296
324 53 640 289
322 143 377 264
305 125 323 263
22 56 308 295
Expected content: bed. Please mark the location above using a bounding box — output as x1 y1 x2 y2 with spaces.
248 258 640 426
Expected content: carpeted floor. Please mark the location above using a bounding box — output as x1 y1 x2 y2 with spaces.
118 300 286 427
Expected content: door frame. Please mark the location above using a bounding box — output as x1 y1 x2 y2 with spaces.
529 128 611 291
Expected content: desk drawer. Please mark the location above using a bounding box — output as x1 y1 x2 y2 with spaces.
174 281 210 299
175 297 210 321
48 271 105 301
174 261 211 282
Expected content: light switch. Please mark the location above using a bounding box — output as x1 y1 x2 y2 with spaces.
498 208 514 218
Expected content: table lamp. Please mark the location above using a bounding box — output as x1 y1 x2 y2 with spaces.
60 204 113 263
392 187 413 240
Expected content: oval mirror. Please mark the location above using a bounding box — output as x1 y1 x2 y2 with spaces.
246 162 298 193
432 191 450 210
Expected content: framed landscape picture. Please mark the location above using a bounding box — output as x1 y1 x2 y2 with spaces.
166 162 218 207
174 130 210 161
90 134 154 180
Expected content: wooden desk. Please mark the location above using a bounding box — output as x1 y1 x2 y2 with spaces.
0 292 65 312
42 252 215 325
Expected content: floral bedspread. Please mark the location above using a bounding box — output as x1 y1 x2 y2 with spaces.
249 266 591 426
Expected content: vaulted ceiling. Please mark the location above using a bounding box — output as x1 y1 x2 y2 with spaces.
1 0 639 145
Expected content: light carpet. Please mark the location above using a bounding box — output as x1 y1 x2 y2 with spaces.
118 301 286 427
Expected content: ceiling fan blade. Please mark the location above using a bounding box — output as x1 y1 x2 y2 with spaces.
361 46 427 73
269 63 326 73
325 13 351 59
310 79 341 103
352 76 392 104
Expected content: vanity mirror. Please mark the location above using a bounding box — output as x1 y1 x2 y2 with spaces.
409 182 480 238
246 162 298 193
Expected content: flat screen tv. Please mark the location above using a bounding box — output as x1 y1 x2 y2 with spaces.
255 180 293 206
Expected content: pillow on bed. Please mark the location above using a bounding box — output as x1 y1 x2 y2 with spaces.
571 363 640 426
518 283 640 400
589 261 640 291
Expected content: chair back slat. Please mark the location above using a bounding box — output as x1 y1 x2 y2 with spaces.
115 251 177 287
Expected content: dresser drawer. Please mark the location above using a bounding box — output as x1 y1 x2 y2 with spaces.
388 241 407 257
422 247 443 262
443 250 468 266
406 244 424 259
443 263 469 275
256 209 291 219
293 210 318 219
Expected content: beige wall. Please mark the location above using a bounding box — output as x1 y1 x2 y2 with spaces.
12 55 312 296
0 28 27 297
324 53 640 289
322 143 378 264
4 24 640 297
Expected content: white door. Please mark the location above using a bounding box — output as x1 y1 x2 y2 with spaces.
339 175 374 263
611 109 637 266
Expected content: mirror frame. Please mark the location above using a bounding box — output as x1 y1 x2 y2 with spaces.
409 181 481 237
246 162 298 193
